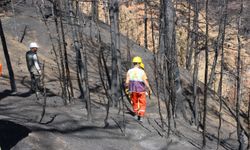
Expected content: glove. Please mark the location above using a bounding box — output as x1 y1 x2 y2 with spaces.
125 88 129 96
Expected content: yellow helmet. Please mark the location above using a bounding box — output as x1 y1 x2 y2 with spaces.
132 56 142 63
140 63 144 70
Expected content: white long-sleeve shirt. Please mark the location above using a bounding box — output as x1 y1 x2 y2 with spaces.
33 54 41 71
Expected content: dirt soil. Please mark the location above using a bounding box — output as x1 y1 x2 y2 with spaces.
0 83 195 150
0 80 243 150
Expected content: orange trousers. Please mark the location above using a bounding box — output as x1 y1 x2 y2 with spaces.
130 92 146 117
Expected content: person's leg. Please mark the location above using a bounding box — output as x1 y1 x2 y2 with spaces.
138 92 146 118
30 73 36 92
34 75 42 92
130 92 139 116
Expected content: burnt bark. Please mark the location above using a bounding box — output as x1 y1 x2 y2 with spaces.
192 0 200 127
0 18 16 92
208 0 229 87
53 1 68 101
217 0 228 148
160 0 183 134
38 3 65 103
236 0 244 149
58 0 74 98
185 0 192 70
144 0 148 50
91 0 98 22
109 0 120 107
203 0 209 147
68 0 92 121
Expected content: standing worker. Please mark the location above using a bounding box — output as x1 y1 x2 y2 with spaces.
26 42 42 93
125 56 152 122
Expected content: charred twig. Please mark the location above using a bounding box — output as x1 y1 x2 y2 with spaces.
39 61 47 123
147 118 164 137
39 115 57 125
154 119 201 149
19 25 27 43
98 45 112 127
37 4 64 101
110 117 125 136
135 119 152 132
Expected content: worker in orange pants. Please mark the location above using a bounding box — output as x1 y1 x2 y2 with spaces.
130 92 147 117
131 62 148 117
125 57 152 122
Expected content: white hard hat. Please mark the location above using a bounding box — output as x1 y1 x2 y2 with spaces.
29 42 39 48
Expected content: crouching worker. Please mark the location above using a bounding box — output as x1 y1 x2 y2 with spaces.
26 42 42 93
125 56 152 122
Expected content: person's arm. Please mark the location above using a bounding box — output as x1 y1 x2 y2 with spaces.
33 54 41 74
125 72 130 89
142 72 152 95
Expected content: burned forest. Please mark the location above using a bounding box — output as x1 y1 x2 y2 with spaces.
0 0 250 150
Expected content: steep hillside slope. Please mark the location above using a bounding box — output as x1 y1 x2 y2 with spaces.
81 0 250 111
0 1 246 150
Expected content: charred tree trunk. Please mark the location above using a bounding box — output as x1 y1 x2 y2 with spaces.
160 0 182 133
217 0 228 148
109 0 120 107
68 0 92 121
152 5 164 129
208 0 229 87
68 0 84 98
76 0 92 121
102 0 109 24
185 0 192 70
19 25 27 43
203 0 209 147
53 1 68 101
159 0 169 132
98 45 112 127
236 0 244 149
58 0 74 98
126 23 131 68
10 0 18 40
92 0 98 22
192 0 199 127
187 0 197 72
37 4 64 101
144 0 148 50
0 18 16 92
